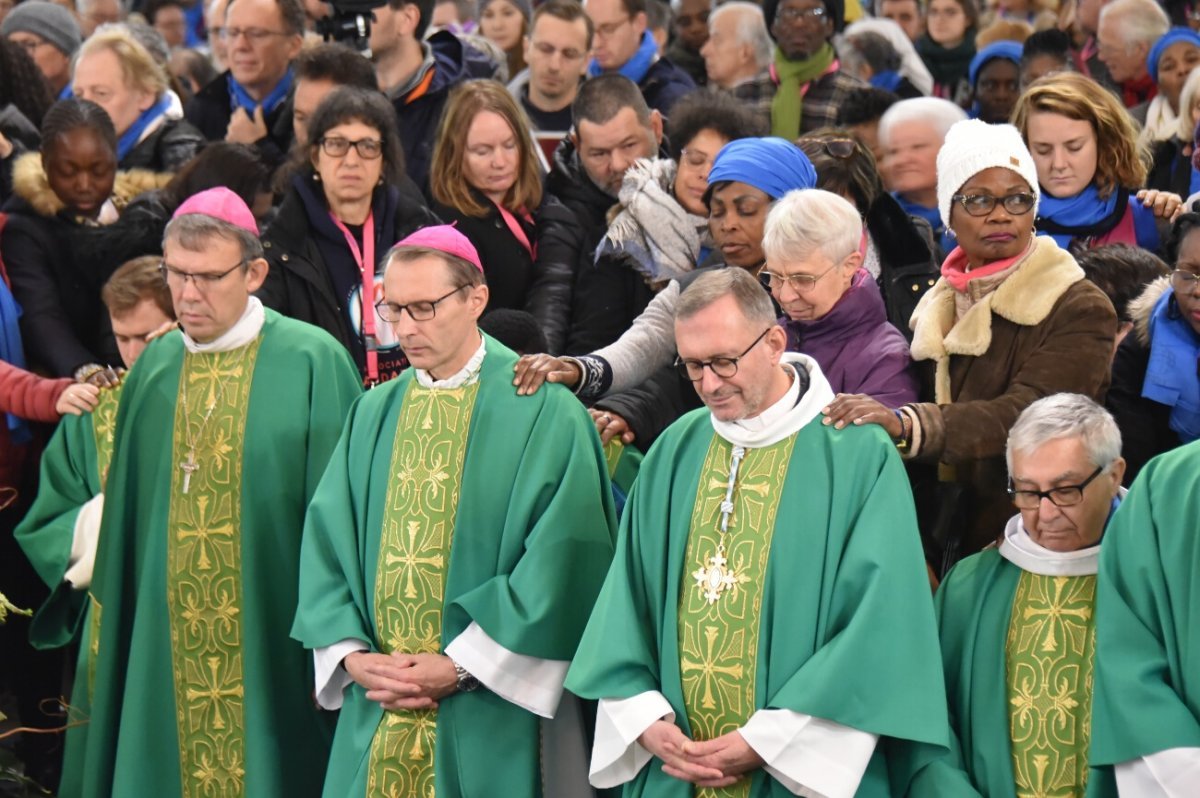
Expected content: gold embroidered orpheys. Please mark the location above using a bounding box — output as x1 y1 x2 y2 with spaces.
677 434 795 798
367 380 480 798
87 593 102 702
1007 571 1098 798
166 341 260 798
91 382 122 487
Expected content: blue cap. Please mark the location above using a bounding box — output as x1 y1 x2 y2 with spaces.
969 40 1023 87
1147 28 1200 84
704 138 817 205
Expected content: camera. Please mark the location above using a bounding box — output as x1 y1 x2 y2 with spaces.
318 0 387 54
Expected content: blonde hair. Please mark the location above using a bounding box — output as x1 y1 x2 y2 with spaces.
430 81 543 218
1011 72 1148 198
975 19 1033 47
76 25 170 100
1178 66 1200 141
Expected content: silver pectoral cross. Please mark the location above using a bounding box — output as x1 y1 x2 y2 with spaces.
180 450 199 494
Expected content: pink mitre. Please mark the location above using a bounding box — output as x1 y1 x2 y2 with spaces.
394 224 484 271
172 186 259 235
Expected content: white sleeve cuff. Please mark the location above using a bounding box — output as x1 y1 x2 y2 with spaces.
63 493 105 590
589 691 675 788
313 638 369 710
739 709 879 798
444 621 569 718
1116 748 1200 797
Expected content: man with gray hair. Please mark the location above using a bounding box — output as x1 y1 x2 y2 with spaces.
566 266 949 797
904 393 1126 796
1097 0 1170 118
700 2 774 124
79 188 361 796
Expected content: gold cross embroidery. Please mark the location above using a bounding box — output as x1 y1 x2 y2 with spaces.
681 625 745 711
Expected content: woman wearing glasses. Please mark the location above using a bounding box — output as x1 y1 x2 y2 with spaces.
258 87 438 387
824 119 1117 568
1013 72 1183 255
1106 213 1200 483
429 81 577 353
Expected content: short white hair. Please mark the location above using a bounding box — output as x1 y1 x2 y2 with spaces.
1099 0 1170 48
877 97 968 148
762 189 863 267
1005 393 1123 477
709 2 773 71
1178 66 1200 140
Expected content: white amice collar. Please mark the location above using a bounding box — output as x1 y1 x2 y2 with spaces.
998 486 1127 576
710 353 836 449
415 335 487 389
182 296 265 354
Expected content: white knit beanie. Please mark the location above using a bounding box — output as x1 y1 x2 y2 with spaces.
936 119 1040 231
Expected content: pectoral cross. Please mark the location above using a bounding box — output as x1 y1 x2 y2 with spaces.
180 450 199 495
693 544 740 604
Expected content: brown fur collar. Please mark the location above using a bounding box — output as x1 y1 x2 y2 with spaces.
1129 276 1171 347
11 151 171 219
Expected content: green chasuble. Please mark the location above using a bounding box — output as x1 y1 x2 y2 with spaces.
1091 442 1200 780
904 548 1107 798
15 382 122 798
566 408 950 797
80 309 362 798
291 335 618 798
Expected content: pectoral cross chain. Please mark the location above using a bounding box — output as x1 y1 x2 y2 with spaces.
180 450 199 494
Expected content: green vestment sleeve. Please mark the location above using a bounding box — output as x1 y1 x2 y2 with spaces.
566 411 950 797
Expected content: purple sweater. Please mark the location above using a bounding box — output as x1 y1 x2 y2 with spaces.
782 269 919 406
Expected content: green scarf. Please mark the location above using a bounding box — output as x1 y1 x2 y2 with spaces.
770 42 836 139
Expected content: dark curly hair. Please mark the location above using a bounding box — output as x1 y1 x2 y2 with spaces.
1075 244 1170 323
0 38 55 129
797 127 884 214
40 99 118 156
1164 212 1200 266
297 87 406 188
667 91 768 162
163 143 271 212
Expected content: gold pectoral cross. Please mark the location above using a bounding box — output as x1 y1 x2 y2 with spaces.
180 450 199 495
693 544 741 604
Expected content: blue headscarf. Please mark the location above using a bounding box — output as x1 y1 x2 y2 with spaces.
968 40 1022 87
1147 27 1200 84
704 138 817 204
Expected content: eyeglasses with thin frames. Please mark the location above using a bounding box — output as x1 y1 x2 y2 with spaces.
675 327 772 382
375 285 468 322
1006 464 1107 510
160 259 245 292
318 137 384 160
761 259 843 294
220 27 291 43
1170 268 1200 293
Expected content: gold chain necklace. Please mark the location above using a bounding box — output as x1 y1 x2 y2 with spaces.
692 445 747 604
177 362 236 495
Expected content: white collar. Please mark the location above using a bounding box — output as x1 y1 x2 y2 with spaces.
996 487 1125 576
414 335 486 389
181 296 266 354
710 353 836 449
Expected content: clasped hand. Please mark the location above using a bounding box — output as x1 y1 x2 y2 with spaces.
638 720 764 788
343 651 458 711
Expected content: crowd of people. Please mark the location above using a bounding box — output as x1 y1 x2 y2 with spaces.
1 0 1199 794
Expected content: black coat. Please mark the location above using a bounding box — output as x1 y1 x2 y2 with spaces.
639 57 697 118
1148 137 1193 197
567 246 659 356
121 117 205 173
432 192 577 354
868 191 940 339
184 71 294 168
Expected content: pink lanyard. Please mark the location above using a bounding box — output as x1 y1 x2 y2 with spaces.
496 203 536 261
331 211 378 385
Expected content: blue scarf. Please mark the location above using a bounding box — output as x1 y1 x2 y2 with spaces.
894 193 955 256
227 67 294 117
0 279 30 445
588 30 658 84
1143 289 1200 444
116 94 172 162
871 71 903 93
1037 184 1159 250
57 84 73 101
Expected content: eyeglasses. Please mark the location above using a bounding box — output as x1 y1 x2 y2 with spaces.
317 136 384 159
10 38 50 54
801 137 857 160
951 192 1036 217
219 27 291 43
679 147 716 169
160 259 245 291
761 259 843 293
531 41 586 61
1007 465 1106 510
776 6 827 23
1170 268 1200 292
594 16 631 37
375 285 468 322
675 327 772 381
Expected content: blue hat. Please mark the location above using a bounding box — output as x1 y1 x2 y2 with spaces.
968 40 1023 87
704 138 817 206
1147 28 1200 84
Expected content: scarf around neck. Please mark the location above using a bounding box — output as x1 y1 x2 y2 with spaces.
1143 289 1200 443
939 237 1032 293
227 67 293 117
588 30 658 84
117 94 172 161
770 41 836 139
1036 183 1124 248
915 33 975 89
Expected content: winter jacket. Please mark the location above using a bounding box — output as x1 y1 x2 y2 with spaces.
1148 136 1193 197
121 116 205 173
637 56 697 118
184 70 294 168
1106 277 1191 484
906 236 1117 557
0 360 66 421
432 191 577 354
867 191 940 339
665 40 707 88
782 269 918 406
0 153 170 376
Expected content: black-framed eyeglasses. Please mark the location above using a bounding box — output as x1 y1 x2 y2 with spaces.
318 136 384 160
675 327 772 382
1007 464 1106 509
375 285 467 322
952 192 1037 217
761 259 842 293
159 259 245 291
776 5 827 23
1170 268 1200 292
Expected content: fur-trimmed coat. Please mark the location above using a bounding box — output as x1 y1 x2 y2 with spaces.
906 236 1118 556
0 153 170 375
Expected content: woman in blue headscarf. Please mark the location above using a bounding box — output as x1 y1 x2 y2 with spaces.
968 40 1022 122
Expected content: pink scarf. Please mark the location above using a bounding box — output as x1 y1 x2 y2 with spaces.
939 239 1031 293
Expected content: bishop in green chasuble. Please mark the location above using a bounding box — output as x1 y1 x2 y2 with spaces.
1091 441 1200 796
292 335 618 798
566 353 950 798
80 302 362 798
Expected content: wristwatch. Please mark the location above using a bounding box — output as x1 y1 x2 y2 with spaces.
451 659 479 692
